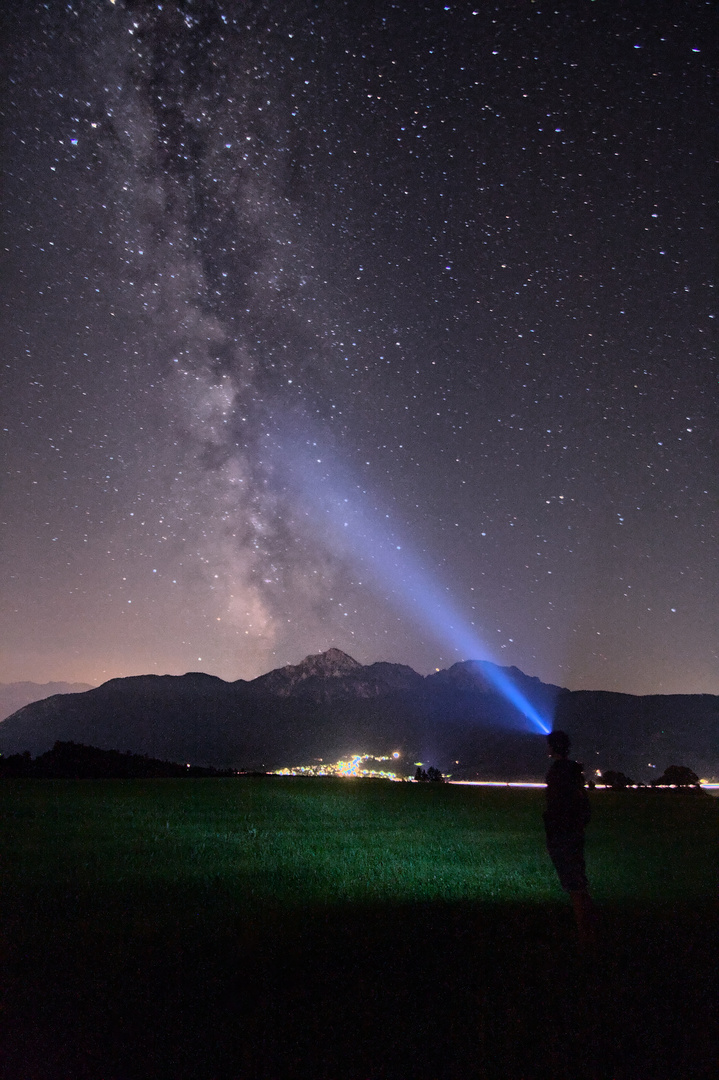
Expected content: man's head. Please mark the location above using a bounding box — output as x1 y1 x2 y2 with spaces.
546 729 571 758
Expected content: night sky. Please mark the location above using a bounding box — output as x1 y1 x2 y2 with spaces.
2 1 716 695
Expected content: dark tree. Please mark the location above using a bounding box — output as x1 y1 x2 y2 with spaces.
601 770 633 789
656 765 700 788
0 750 33 777
0 742 234 779
415 767 428 782
426 766 444 782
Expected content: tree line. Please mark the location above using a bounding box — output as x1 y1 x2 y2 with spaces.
415 766 444 782
600 765 701 789
0 741 236 779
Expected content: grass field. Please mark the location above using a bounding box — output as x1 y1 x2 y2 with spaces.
1 778 717 1079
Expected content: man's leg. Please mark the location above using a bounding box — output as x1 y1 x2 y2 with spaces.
546 830 597 947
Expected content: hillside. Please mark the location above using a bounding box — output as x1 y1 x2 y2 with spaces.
0 651 716 781
0 681 94 721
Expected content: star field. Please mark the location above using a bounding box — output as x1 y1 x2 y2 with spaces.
1 1 716 694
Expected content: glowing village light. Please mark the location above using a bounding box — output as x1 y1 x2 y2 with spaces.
286 443 552 735
336 755 363 777
274 754 404 780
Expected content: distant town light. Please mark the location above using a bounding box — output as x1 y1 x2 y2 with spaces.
272 753 407 781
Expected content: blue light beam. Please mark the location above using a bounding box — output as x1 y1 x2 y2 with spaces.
287 445 551 734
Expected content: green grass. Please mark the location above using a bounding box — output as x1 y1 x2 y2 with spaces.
1 778 717 1079
4 777 715 908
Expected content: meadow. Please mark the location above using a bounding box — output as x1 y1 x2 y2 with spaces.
1 777 717 1079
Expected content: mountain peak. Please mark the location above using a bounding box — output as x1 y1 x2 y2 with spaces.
280 648 362 681
299 648 362 675
248 648 362 696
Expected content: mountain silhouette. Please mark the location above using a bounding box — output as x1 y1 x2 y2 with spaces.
0 681 94 721
0 650 716 781
249 648 424 702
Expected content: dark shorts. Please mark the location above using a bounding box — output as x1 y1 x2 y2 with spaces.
545 827 588 892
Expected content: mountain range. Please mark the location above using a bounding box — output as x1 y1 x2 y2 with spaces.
0 649 716 781
0 681 94 722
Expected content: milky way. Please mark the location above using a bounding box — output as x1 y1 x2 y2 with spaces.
2 1 716 693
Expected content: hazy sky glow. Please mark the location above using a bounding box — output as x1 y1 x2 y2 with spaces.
2 1 716 694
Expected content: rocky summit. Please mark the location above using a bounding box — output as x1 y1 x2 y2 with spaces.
248 648 424 702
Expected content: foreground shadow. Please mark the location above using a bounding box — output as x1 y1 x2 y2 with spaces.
1 887 717 1079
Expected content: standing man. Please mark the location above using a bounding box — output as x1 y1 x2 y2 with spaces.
544 729 596 946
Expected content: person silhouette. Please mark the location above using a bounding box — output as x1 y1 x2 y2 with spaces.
544 729 597 947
